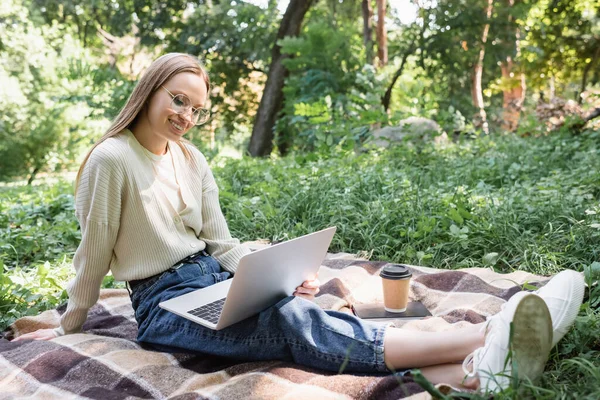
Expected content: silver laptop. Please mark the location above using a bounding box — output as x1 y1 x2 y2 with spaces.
159 227 336 330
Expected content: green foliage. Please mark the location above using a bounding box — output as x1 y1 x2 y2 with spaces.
27 0 192 48
0 0 112 182
585 261 600 308
0 180 125 330
0 260 70 330
215 130 600 274
0 181 80 269
277 20 387 154
63 58 137 121
0 181 78 329
168 2 279 135
5 130 599 284
523 0 600 94
386 0 600 132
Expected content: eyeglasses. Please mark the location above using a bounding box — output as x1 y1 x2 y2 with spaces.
161 86 210 126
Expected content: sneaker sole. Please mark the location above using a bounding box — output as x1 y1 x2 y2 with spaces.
511 294 553 382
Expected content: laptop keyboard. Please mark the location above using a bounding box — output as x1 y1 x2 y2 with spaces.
188 298 226 324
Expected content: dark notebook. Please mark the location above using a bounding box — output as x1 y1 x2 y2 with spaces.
352 301 432 321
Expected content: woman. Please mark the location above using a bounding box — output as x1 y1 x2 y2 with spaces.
14 53 585 394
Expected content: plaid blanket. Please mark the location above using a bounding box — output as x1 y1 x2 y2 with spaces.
1 253 550 400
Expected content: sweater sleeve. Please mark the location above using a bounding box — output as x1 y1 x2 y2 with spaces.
55 150 123 336
196 154 250 273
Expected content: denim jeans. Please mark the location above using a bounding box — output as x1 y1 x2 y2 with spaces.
130 253 389 373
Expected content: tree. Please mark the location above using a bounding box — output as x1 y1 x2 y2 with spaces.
0 0 99 183
580 45 600 104
362 0 374 65
27 0 137 47
471 0 494 134
523 0 600 104
399 0 490 121
170 2 280 137
248 0 314 157
275 17 371 153
382 36 416 112
496 0 529 132
375 0 388 67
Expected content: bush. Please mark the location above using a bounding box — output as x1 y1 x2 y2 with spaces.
0 0 129 183
277 21 387 154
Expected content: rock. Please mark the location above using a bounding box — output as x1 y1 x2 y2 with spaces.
535 97 584 131
371 117 448 147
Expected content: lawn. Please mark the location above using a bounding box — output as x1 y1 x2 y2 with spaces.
1 130 599 398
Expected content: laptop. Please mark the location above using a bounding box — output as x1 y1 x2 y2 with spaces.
159 227 336 330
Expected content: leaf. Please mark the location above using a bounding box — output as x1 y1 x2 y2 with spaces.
25 293 41 303
522 282 538 291
448 208 464 224
584 262 600 281
44 277 62 289
483 252 499 266
458 207 473 220
37 262 49 280
449 224 460 235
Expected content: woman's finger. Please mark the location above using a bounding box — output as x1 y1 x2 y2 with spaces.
294 293 314 300
303 279 320 289
295 286 320 296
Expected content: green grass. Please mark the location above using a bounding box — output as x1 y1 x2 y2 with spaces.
216 130 600 275
1 130 599 398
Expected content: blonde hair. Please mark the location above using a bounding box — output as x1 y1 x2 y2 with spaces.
75 53 210 191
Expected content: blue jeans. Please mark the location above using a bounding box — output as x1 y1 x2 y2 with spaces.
130 253 389 373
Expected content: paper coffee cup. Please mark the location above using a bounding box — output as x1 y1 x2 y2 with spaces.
380 264 412 312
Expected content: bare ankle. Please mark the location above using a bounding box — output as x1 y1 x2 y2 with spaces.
462 375 480 390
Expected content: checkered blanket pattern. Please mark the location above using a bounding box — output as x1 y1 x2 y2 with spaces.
1 253 549 399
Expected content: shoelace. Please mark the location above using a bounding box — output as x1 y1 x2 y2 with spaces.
461 313 507 378
462 351 477 377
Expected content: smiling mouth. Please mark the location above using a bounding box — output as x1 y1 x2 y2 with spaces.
169 119 184 132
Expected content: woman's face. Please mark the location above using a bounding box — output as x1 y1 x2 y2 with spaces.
145 72 208 143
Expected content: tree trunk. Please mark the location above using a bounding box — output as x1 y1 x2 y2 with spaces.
375 0 387 67
362 0 374 65
275 110 291 156
471 0 493 134
83 21 89 47
500 57 526 132
418 6 428 71
578 43 600 104
500 0 525 132
591 64 599 86
382 42 415 111
27 165 41 186
248 0 313 157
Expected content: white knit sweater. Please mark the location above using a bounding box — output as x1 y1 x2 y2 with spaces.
56 129 250 335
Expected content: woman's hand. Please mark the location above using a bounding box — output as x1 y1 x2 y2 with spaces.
12 328 58 342
293 275 320 301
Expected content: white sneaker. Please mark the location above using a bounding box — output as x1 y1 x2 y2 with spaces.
534 270 585 347
462 294 553 393
494 269 585 348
